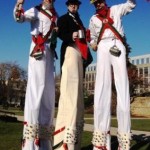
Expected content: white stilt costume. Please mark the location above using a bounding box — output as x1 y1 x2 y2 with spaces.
53 0 91 149
14 1 58 149
89 0 136 149
54 47 84 150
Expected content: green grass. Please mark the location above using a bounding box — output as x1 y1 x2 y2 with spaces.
0 120 150 150
0 106 24 116
111 119 150 132
81 131 150 150
84 113 93 118
1 106 150 132
84 119 150 132
0 121 23 150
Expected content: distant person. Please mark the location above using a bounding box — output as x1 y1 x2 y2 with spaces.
53 0 92 150
13 0 58 150
89 0 136 149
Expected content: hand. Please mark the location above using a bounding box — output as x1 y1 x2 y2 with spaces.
16 0 24 7
90 43 97 51
72 32 78 41
17 0 24 4
53 27 58 32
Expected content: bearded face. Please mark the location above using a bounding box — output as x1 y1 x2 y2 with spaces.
93 0 106 10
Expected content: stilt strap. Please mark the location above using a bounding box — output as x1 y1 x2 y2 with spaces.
53 141 69 150
63 143 68 150
53 141 63 149
53 126 65 136
53 127 66 149
94 145 107 150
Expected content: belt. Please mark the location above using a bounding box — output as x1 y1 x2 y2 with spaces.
101 36 117 40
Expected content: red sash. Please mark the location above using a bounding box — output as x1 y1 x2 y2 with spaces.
70 14 88 60
96 8 124 44
75 38 88 60
31 5 57 57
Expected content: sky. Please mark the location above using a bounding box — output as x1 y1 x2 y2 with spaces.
0 0 150 74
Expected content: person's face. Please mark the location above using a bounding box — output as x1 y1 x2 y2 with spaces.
43 0 54 9
68 3 79 14
94 0 105 10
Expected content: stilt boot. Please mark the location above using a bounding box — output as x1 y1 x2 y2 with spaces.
117 132 131 150
92 130 107 150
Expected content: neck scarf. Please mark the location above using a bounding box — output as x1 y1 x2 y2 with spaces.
96 4 108 17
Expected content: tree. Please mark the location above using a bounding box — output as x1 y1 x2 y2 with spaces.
127 62 143 98
0 62 27 81
55 74 61 106
0 62 27 107
111 36 144 115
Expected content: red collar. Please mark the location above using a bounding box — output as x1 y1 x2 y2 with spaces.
96 5 109 17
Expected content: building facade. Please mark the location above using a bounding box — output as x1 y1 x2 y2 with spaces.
84 63 96 94
130 54 150 93
84 54 150 94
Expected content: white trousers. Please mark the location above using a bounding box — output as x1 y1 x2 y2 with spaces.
93 39 131 150
54 47 84 150
22 42 55 150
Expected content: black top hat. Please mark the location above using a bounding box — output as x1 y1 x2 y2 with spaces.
65 0 81 6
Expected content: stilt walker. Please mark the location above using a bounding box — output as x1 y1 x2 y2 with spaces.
13 0 58 150
53 0 92 149
88 0 136 149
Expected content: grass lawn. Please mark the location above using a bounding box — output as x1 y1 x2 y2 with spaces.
0 106 24 116
0 118 150 150
1 106 150 131
84 118 150 132
0 107 150 149
111 119 150 132
0 121 23 150
81 131 150 150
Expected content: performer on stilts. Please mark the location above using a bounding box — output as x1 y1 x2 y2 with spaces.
14 0 58 150
53 0 92 149
88 0 136 149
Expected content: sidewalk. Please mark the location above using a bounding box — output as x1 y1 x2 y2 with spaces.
16 115 150 138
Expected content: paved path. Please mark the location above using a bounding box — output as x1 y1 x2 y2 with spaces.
16 115 150 139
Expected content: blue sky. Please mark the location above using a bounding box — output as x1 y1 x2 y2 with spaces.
0 0 150 73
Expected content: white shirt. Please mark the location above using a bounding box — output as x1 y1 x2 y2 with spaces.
89 0 136 44
14 5 57 38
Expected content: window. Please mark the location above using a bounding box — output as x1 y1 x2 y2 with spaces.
144 67 148 77
141 58 144 64
146 58 149 64
85 74 88 81
92 73 94 81
144 78 148 88
89 74 91 81
136 59 139 65
139 68 143 76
